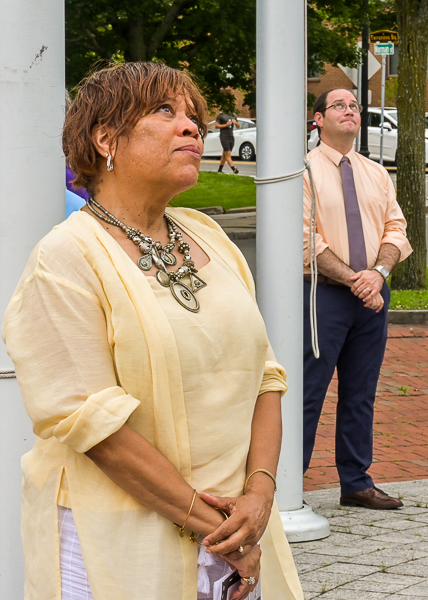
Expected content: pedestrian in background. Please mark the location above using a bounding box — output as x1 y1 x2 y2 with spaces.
215 112 240 174
303 88 412 510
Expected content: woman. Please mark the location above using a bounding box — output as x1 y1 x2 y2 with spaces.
3 62 303 600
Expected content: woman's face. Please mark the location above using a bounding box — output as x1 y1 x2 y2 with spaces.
114 95 204 198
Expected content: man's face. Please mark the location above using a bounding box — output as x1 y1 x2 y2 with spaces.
315 90 361 142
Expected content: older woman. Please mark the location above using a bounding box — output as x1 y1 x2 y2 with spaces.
3 62 303 600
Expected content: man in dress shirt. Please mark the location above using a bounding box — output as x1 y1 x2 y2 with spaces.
303 88 412 509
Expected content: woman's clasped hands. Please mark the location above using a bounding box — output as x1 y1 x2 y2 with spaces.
198 486 275 600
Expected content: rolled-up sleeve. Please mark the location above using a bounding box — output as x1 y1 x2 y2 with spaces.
381 176 412 261
303 174 329 266
258 343 288 398
3 269 140 454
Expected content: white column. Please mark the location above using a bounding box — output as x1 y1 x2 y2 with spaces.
0 1 65 597
256 0 329 541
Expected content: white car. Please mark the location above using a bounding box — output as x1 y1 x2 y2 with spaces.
307 107 428 163
203 117 257 161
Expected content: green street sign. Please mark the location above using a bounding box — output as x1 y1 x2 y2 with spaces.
374 42 394 56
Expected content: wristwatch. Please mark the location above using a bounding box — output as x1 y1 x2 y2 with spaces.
372 265 390 281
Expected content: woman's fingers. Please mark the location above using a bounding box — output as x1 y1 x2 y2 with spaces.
200 492 235 512
203 510 245 546
226 545 261 600
206 529 252 556
229 579 257 600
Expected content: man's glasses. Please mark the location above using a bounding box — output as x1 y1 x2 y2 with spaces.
324 102 363 114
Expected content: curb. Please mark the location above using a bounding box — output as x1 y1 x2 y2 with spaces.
388 309 428 325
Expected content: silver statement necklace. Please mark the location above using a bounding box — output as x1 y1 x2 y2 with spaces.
87 198 207 312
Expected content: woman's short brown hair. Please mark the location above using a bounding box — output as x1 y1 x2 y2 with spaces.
63 62 207 194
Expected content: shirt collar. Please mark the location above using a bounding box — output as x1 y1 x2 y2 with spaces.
319 140 356 167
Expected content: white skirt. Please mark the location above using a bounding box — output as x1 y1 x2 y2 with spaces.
58 506 232 600
58 506 94 600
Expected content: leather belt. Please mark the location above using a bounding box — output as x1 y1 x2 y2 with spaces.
304 274 347 287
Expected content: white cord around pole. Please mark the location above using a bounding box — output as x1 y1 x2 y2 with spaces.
304 159 320 359
254 166 306 185
0 369 16 379
303 1 319 360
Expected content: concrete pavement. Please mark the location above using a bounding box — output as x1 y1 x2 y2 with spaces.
295 480 428 599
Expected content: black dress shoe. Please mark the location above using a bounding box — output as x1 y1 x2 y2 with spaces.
340 486 403 509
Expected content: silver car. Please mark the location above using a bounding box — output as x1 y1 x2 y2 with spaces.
203 117 257 161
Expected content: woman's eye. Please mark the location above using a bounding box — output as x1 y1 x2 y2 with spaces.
188 115 198 125
159 105 173 114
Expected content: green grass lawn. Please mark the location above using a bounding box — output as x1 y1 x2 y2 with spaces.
171 171 255 211
389 269 428 310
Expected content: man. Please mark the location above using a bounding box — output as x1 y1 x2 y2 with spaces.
215 112 240 173
303 88 412 509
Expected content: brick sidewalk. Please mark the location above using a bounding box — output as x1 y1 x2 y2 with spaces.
304 324 428 492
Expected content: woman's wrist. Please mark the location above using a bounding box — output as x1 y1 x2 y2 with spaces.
244 473 276 503
185 495 226 537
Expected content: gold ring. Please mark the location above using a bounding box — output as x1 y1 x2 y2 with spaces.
238 545 244 553
242 576 256 585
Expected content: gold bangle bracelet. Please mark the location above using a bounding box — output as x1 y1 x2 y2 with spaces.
174 489 197 537
243 469 277 494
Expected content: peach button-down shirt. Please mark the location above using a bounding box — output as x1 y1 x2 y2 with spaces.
303 141 412 274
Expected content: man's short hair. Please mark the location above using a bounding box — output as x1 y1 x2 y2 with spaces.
312 88 357 139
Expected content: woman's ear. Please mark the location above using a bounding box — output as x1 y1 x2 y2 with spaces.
92 125 113 159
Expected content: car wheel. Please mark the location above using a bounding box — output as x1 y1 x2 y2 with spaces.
239 142 255 161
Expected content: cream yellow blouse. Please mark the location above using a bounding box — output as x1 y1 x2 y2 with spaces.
3 208 303 600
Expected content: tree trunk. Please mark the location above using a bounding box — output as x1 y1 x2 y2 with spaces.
392 0 428 289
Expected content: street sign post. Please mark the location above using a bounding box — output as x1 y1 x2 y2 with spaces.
370 31 399 165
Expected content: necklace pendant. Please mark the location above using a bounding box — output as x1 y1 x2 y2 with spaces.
156 270 171 287
161 250 177 266
138 254 152 271
151 253 166 270
170 281 200 312
189 273 207 293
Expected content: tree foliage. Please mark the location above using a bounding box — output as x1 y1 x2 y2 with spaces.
66 0 395 113
307 0 396 78
65 0 256 112
391 0 428 290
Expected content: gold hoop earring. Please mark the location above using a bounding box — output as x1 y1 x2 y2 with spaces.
105 153 114 172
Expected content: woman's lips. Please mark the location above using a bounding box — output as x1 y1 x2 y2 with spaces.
177 145 201 158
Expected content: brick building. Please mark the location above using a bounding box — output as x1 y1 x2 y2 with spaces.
218 42 427 119
308 42 428 117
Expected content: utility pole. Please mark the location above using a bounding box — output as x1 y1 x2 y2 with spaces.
256 0 329 541
359 0 370 158
0 1 65 597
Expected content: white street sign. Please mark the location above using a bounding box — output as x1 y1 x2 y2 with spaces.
374 41 394 55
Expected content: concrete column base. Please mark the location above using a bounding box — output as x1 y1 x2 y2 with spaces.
280 505 330 542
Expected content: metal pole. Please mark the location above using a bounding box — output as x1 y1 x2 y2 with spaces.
359 0 370 158
355 51 362 153
380 55 386 165
256 0 329 541
0 1 65 597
